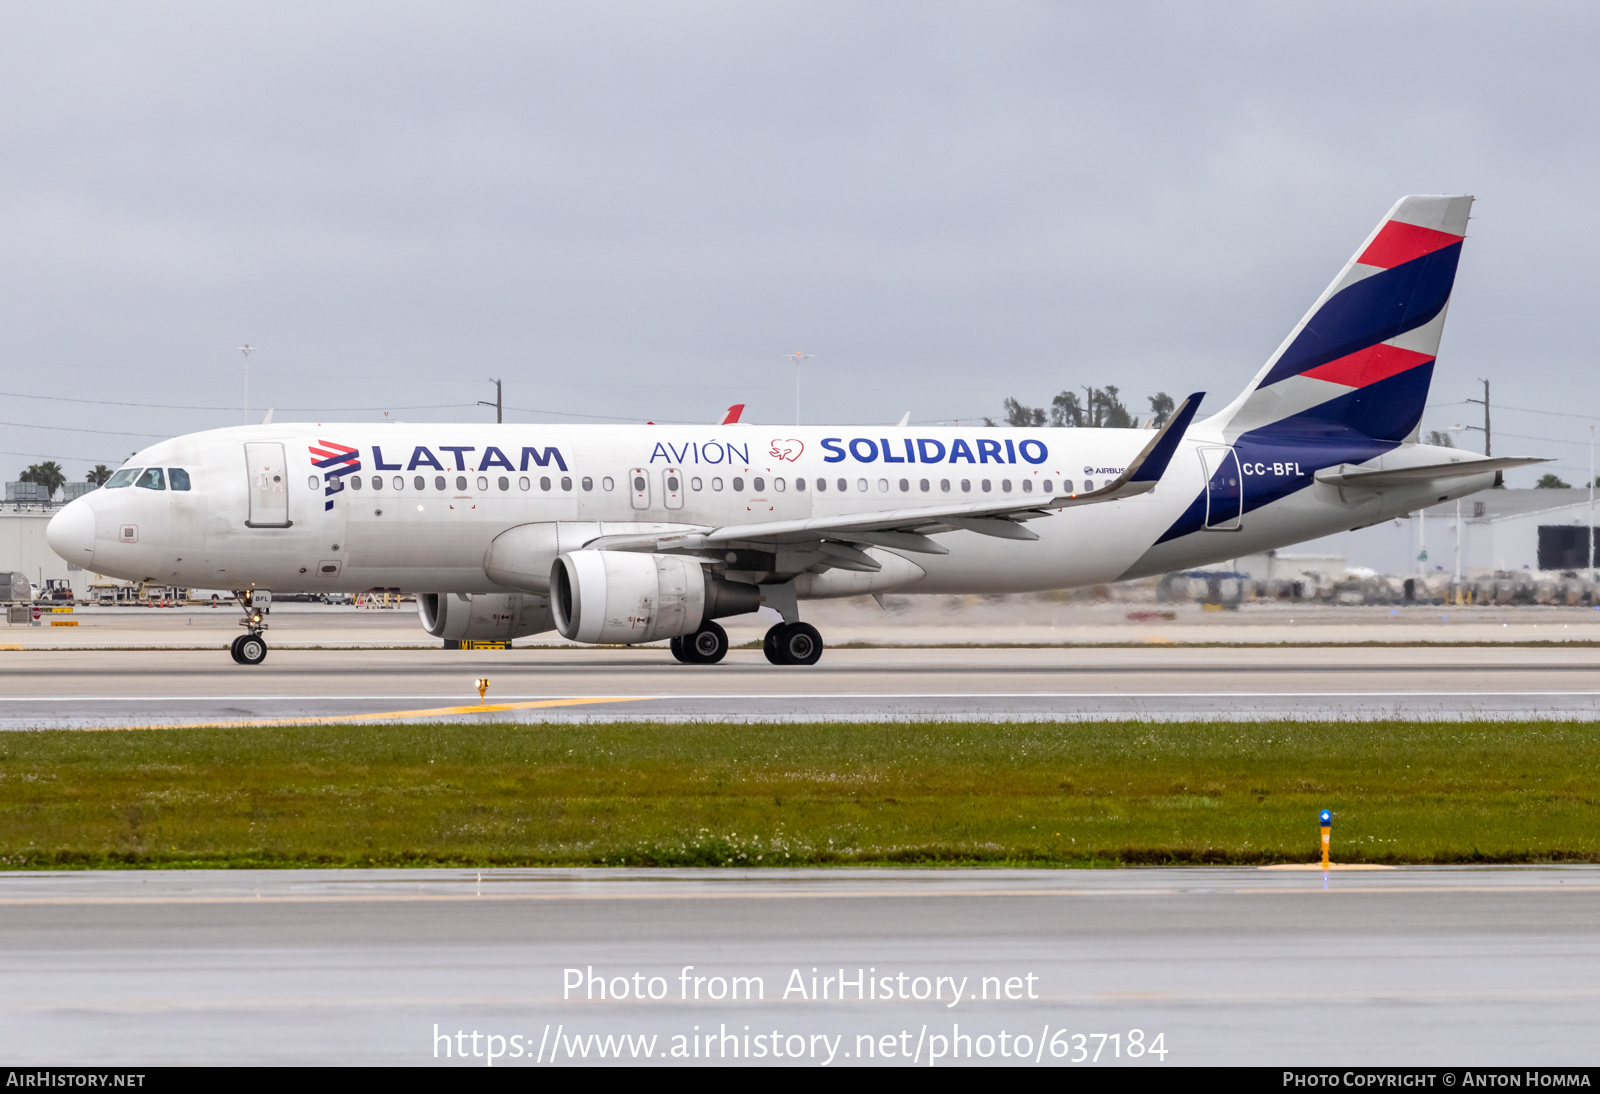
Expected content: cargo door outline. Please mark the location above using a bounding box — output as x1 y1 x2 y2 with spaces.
244 442 293 528
1199 445 1242 531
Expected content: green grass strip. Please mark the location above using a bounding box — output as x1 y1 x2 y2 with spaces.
1 719 1596 869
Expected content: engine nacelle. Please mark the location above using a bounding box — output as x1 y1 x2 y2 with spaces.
550 551 761 644
418 592 553 642
483 521 694 594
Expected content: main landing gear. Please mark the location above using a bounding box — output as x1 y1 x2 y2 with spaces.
670 620 730 665
763 621 823 666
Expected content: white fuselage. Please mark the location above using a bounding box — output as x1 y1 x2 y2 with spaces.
47 421 1490 600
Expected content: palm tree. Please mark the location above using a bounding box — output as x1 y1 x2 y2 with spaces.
87 465 113 486
19 461 66 498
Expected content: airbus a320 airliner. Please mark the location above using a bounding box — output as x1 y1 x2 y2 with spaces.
46 195 1540 666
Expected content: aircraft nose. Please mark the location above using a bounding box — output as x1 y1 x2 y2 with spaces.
46 499 97 569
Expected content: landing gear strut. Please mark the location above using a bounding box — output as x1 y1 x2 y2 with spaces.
670 621 729 665
231 591 268 666
763 621 823 666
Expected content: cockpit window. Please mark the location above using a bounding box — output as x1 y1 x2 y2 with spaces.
104 469 140 489
168 468 191 491
135 467 166 491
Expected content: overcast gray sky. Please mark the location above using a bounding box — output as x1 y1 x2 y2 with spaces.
2 1 1598 485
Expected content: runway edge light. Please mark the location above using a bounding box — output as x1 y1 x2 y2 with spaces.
475 678 489 706
1320 809 1332 870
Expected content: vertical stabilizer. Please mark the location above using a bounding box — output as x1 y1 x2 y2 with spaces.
1208 195 1473 445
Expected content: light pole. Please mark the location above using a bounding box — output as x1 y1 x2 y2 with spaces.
479 378 503 424
786 351 813 426
237 344 253 424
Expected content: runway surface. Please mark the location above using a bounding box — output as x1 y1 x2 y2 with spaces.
4 645 1600 726
2 866 1596 1066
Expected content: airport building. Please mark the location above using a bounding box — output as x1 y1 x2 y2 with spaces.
2 489 100 599
1276 487 1599 579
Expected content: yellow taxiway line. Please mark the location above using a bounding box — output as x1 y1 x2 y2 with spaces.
79 696 651 731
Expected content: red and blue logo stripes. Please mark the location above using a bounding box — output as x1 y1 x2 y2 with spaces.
308 440 361 511
1255 227 1462 391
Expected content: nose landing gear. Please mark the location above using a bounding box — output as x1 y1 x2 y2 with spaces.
763 621 823 666
231 591 269 665
230 632 268 665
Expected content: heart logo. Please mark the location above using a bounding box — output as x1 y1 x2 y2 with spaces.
769 439 804 462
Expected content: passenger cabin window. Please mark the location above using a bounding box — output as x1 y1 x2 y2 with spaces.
691 477 703 491
711 477 724 491
561 476 572 491
542 476 553 491
1001 479 1012 492
602 477 615 491
1041 480 1052 494
814 478 825 492
413 476 425 491
795 478 806 491
434 476 447 491
104 469 139 489
1063 480 1074 492
960 479 971 492
732 476 745 492
455 476 467 491
135 468 166 491
168 468 192 491
498 476 510 491
519 476 531 490
477 476 488 491
855 479 867 492
582 477 594 491
1083 479 1094 491
774 478 785 491
919 478 930 492
307 475 319 490
877 479 888 492
371 475 382 490
837 478 848 492
349 474 362 491
394 476 405 491
1022 479 1033 492
981 479 992 492
940 479 950 492
752 476 764 492
899 478 909 492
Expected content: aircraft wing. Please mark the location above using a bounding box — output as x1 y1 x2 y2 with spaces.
585 393 1204 568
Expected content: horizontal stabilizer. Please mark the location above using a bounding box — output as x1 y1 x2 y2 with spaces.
1315 456 1548 490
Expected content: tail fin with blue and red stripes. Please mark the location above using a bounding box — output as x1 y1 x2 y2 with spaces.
1209 194 1472 447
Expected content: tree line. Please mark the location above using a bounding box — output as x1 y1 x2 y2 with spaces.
15 462 114 498
988 386 1175 429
